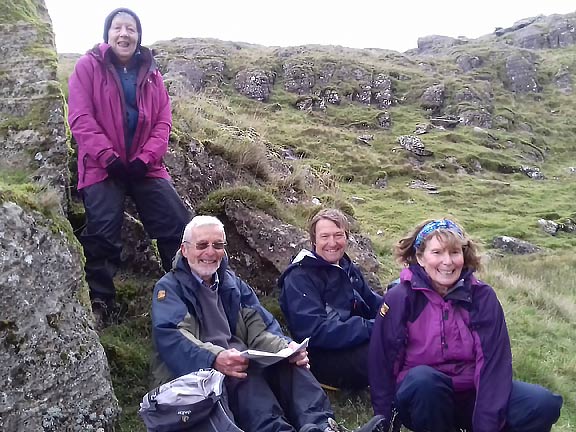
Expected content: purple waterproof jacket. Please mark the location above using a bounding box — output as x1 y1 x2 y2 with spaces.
369 265 513 432
68 43 172 190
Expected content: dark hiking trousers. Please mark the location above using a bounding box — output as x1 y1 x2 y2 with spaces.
225 361 333 432
81 177 191 302
308 343 369 390
395 365 563 432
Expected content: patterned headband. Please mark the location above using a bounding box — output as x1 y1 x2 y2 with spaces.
413 219 463 249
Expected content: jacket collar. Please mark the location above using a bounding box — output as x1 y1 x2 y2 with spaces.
90 43 156 74
290 248 353 269
402 264 475 304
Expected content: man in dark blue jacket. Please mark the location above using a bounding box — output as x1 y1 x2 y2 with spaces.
279 208 383 389
151 215 386 432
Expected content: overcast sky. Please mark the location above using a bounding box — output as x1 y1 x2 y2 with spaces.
45 0 575 54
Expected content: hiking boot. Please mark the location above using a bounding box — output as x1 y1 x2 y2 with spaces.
326 416 388 432
354 416 388 432
91 298 111 331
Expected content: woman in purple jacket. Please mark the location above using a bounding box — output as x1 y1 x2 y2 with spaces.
369 219 562 432
68 8 190 327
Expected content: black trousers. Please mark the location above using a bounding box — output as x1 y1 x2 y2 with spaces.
81 177 191 302
308 343 369 390
225 361 333 432
395 365 563 432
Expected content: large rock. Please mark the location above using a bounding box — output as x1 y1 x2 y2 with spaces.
420 84 445 113
416 35 467 54
234 69 275 101
219 201 382 294
554 67 573 94
503 52 541 93
0 202 119 431
455 54 483 72
0 0 69 213
495 13 576 49
492 235 541 254
283 61 316 95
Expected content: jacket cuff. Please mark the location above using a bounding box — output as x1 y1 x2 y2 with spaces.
98 150 119 168
137 152 153 165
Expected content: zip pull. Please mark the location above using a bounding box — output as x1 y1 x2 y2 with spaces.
123 67 127 73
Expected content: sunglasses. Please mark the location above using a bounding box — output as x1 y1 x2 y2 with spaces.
183 241 227 250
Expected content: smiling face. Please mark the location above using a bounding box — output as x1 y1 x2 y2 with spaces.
314 218 348 264
181 224 225 284
417 234 464 294
107 13 138 64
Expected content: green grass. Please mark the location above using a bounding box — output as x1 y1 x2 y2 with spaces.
100 317 152 432
481 254 576 431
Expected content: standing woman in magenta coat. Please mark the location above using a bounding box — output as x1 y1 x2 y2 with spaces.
68 8 190 328
369 219 562 432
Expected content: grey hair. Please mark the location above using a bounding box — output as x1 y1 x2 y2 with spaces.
182 215 226 243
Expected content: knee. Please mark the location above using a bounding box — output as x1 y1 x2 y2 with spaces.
534 390 563 424
403 366 449 388
397 366 451 400
509 382 563 430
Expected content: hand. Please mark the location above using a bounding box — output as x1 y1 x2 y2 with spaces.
214 349 249 379
288 341 310 368
128 158 148 180
105 157 127 179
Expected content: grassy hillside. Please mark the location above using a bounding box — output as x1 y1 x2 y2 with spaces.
54 35 576 430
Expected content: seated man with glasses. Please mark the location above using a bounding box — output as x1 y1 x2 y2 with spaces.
279 208 384 390
150 215 386 432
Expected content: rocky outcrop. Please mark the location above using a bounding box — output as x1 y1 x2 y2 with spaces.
153 39 238 94
537 218 576 236
295 95 325 111
449 83 494 128
503 52 541 93
281 60 394 108
376 111 391 129
420 84 445 113
0 0 69 213
455 54 483 72
160 57 226 94
554 67 573 94
492 236 541 254
371 74 394 108
397 135 433 157
0 2 119 430
417 35 468 54
0 202 119 431
283 62 316 94
234 69 275 101
318 87 341 105
495 13 576 49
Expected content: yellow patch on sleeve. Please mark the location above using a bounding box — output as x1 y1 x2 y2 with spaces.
157 290 166 301
379 302 389 317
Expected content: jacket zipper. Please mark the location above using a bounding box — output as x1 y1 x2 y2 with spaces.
441 307 449 354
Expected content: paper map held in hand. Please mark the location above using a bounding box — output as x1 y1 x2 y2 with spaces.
239 338 310 367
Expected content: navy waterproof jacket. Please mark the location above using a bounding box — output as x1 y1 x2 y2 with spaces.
278 249 383 349
151 254 289 386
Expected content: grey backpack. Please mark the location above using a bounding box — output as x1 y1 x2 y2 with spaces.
138 369 243 432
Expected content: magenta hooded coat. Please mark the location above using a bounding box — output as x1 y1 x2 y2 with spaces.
68 43 171 190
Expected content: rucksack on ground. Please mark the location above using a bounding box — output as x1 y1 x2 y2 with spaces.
138 368 243 432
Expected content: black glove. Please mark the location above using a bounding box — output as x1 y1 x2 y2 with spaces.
105 157 127 179
128 158 148 180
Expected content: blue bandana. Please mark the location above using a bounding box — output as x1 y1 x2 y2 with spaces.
414 219 463 249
